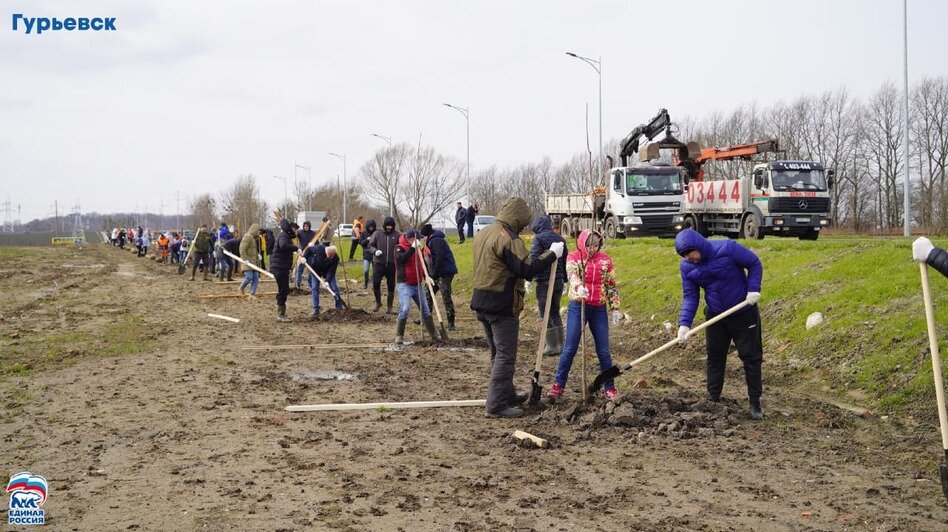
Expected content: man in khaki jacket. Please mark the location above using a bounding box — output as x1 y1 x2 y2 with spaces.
471 197 563 418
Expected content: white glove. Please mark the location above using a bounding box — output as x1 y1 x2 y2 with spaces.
549 242 565 258
611 310 622 325
746 291 761 305
412 239 423 249
524 281 532 293
375 249 383 257
322 281 331 291
576 285 589 299
677 325 691 344
913 236 935 262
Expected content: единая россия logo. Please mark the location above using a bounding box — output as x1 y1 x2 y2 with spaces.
7 472 48 525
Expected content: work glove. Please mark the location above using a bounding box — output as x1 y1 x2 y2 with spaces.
611 310 622 325
375 249 383 257
576 285 589 299
913 236 935 263
549 242 565 258
745 291 761 305
321 281 331 291
524 281 532 293
412 238 423 249
677 325 691 345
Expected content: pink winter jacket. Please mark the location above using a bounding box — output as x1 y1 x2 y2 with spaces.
566 230 620 309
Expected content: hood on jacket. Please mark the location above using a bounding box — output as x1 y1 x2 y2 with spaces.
674 229 713 262
365 219 377 233
530 215 553 235
383 216 396 233
576 229 605 261
429 229 446 240
496 197 533 234
247 223 260 236
397 233 414 250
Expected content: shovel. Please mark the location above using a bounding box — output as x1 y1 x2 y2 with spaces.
589 299 751 394
528 260 559 406
918 262 948 501
177 233 198 275
416 240 449 341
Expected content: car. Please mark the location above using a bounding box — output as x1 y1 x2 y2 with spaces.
335 223 354 238
472 215 495 233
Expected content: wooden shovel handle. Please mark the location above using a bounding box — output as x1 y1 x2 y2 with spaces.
534 260 558 371
920 262 948 451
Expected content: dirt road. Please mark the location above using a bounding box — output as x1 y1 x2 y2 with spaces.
2 245 947 530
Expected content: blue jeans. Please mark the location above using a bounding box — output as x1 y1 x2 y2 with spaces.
466 219 474 238
363 259 371 275
239 270 259 295
295 262 306 287
309 274 343 310
397 282 430 320
554 301 615 391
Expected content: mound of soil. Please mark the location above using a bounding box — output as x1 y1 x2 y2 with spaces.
311 308 381 323
413 337 489 349
537 390 742 439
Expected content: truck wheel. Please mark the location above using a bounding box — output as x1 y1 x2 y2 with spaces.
799 229 819 241
560 218 572 238
684 215 709 237
740 213 764 240
604 218 617 239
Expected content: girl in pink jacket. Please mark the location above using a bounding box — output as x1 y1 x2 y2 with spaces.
548 230 622 400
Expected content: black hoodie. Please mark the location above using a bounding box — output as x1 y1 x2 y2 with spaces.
365 216 400 268
269 219 298 271
360 219 378 261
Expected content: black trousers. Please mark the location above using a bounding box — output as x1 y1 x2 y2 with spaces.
190 251 210 277
457 222 466 242
705 305 763 401
425 274 456 324
536 279 564 328
348 239 360 261
372 263 396 303
478 313 520 414
273 268 291 306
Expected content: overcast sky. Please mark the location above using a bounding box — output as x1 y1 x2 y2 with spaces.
2 0 947 222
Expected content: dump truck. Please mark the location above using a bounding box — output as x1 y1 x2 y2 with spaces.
545 109 695 238
678 140 835 240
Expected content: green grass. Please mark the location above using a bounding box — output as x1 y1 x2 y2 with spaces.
442 233 948 417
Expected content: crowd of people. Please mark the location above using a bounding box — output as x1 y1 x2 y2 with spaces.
108 196 766 422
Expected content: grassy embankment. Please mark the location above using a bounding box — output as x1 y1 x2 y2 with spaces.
449 233 948 417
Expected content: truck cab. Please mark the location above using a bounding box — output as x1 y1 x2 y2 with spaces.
607 164 685 237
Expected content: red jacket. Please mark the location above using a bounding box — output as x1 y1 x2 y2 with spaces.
394 234 428 285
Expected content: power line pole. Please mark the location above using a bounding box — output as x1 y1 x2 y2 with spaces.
902 0 911 237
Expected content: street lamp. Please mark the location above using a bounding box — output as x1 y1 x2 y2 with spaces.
273 175 287 220
566 51 603 187
372 133 392 146
329 152 348 225
902 0 911 237
443 103 470 200
295 163 311 211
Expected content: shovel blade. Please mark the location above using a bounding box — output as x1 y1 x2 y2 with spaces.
588 365 622 395
177 264 186 275
941 462 948 502
528 371 542 406
440 324 449 342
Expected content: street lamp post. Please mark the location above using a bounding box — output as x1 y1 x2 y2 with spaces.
443 103 470 200
295 163 311 211
902 0 911 237
566 52 603 187
372 133 392 147
273 175 287 220
329 153 348 226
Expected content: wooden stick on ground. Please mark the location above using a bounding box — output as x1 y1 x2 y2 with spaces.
222 250 275 279
200 292 278 299
285 399 486 412
513 430 549 448
242 343 388 350
207 313 240 323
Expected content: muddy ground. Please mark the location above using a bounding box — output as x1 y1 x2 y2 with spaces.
1 244 947 530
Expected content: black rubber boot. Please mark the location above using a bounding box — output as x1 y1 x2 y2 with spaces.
394 319 407 345
386 292 395 315
277 304 291 323
372 288 382 312
749 398 764 420
363 272 369 289
542 327 561 356
422 316 442 342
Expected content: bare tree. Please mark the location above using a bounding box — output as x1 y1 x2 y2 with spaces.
912 76 948 230
189 194 217 230
360 144 409 219
219 174 269 234
400 144 464 229
864 81 905 229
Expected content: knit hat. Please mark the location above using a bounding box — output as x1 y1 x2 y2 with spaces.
404 229 416 239
420 224 433 237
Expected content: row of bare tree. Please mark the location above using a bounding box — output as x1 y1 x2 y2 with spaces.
189 76 947 235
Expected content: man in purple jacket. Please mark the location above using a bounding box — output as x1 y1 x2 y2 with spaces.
674 229 764 420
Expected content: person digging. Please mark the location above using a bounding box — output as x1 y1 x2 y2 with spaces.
365 216 399 314
270 218 298 323
393 229 441 344
189 225 212 282
675 228 764 420
471 196 563 419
